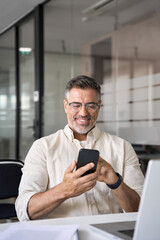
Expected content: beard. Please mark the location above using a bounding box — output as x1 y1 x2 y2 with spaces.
68 114 95 135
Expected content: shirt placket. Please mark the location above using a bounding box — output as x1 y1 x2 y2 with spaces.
73 134 99 214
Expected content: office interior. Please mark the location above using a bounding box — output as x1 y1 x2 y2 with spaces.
1 0 160 220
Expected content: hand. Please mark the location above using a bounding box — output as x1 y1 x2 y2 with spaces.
97 157 118 185
62 161 98 198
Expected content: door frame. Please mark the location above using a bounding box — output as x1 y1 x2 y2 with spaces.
15 5 44 160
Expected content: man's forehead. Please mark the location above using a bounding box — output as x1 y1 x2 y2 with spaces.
67 90 99 103
68 87 98 98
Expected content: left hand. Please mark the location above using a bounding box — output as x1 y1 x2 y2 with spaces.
96 157 140 212
97 156 119 185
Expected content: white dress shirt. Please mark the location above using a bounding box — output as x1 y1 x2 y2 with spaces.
15 125 144 221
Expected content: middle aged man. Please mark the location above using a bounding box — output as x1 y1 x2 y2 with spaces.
16 75 144 221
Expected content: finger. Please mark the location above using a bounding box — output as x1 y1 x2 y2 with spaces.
81 170 98 182
80 178 97 191
71 179 97 197
65 160 76 174
98 156 110 168
75 162 94 177
97 157 103 167
78 172 98 189
96 161 101 170
98 156 106 164
96 160 103 174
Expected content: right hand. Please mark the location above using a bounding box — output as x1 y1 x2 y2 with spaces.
62 160 98 198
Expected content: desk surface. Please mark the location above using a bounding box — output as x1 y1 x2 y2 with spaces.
0 212 137 240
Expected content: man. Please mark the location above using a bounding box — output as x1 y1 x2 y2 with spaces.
16 75 144 221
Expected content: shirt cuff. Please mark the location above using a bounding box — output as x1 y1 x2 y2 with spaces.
15 191 37 221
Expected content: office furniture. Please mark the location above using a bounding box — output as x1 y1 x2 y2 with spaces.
0 160 24 220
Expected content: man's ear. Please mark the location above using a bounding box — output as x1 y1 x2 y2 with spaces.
63 99 68 114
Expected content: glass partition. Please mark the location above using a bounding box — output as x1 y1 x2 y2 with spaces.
44 0 160 152
115 13 160 146
19 17 35 160
0 29 16 159
44 0 117 135
0 0 159 166
44 0 82 135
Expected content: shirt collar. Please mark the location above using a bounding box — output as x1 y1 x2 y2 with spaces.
64 124 101 142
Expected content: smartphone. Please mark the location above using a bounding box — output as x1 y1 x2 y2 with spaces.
76 149 99 176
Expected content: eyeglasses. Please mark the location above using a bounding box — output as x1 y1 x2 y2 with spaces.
67 101 99 113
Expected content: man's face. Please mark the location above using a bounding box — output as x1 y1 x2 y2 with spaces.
64 87 101 138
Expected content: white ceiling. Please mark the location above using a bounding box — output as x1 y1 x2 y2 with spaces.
0 0 45 34
1 0 160 37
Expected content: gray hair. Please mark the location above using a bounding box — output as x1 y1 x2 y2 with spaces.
65 75 101 100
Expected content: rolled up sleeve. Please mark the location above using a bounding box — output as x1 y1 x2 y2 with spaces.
123 141 144 197
15 140 48 221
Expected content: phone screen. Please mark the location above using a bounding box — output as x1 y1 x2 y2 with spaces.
76 149 99 176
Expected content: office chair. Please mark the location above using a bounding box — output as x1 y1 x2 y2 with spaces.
0 159 24 220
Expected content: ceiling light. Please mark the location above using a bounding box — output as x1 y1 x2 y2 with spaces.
19 47 32 55
82 0 114 14
81 0 126 21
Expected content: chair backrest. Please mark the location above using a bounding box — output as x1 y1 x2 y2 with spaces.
0 159 24 199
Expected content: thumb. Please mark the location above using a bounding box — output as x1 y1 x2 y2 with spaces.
65 160 76 173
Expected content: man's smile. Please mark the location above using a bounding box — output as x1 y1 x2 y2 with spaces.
74 116 92 126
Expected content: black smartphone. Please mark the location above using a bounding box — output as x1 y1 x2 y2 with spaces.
76 149 99 176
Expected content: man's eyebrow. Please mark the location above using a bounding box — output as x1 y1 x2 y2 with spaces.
70 102 81 104
86 102 98 104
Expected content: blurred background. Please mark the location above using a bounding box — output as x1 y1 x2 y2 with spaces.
1 0 160 174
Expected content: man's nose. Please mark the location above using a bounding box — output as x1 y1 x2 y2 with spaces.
79 105 88 116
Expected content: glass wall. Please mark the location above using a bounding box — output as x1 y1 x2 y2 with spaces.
44 0 117 135
44 0 160 152
19 17 35 160
44 0 82 135
1 0 160 161
0 29 16 159
116 13 160 145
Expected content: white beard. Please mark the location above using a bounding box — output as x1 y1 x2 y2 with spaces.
67 116 94 135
